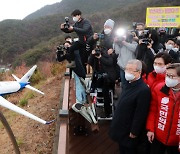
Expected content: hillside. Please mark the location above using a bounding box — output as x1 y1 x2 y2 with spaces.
0 0 179 66
24 0 141 20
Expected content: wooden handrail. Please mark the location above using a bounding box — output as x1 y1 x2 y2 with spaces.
58 68 70 154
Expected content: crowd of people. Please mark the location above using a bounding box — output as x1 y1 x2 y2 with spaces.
57 9 180 154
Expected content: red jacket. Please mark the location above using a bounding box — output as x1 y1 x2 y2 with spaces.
147 71 165 89
146 82 180 146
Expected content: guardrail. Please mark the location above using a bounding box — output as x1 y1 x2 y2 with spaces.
57 68 70 154
57 65 92 154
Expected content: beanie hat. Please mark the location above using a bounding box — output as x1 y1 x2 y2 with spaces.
158 27 166 32
104 19 115 29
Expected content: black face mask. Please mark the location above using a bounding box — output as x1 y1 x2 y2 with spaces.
159 31 166 35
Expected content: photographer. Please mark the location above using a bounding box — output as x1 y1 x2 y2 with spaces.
88 47 117 118
149 29 164 53
56 41 72 62
56 40 86 78
88 19 115 51
134 22 145 41
60 9 93 68
165 38 180 63
136 30 156 74
114 29 138 88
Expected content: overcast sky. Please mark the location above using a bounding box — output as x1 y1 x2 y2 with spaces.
0 0 62 21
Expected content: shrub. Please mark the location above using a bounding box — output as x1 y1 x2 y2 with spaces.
51 63 66 76
30 69 45 85
19 98 28 107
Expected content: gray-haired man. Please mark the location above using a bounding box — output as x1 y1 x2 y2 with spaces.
109 59 151 154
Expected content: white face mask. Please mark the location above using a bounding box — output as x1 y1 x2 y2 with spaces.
172 48 179 52
138 30 143 36
67 39 72 43
73 17 79 22
153 65 166 74
165 77 179 88
165 44 173 50
104 29 112 35
125 72 135 81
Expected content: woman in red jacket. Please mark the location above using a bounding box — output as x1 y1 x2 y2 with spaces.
146 63 180 154
147 52 172 89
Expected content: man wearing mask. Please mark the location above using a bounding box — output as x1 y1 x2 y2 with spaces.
88 19 115 51
88 47 117 117
109 59 151 154
60 9 93 68
147 52 172 89
136 23 145 38
114 31 138 87
146 63 180 154
158 27 168 47
165 39 180 63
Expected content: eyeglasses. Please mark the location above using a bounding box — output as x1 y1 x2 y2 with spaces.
166 74 179 79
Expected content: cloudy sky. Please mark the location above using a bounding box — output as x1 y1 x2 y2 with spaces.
0 0 62 21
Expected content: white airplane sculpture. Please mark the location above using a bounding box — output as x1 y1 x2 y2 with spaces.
0 65 54 124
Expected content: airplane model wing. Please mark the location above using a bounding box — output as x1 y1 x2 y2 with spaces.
0 96 54 124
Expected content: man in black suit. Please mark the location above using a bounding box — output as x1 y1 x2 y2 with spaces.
109 59 151 154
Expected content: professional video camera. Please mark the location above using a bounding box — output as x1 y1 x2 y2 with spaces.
56 44 68 60
56 44 70 62
139 30 151 45
64 17 70 30
97 33 105 39
94 33 105 56
94 47 101 56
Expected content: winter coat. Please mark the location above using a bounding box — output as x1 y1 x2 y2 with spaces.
147 71 165 89
146 83 180 146
62 18 93 43
109 78 151 148
87 30 114 51
136 44 155 74
88 50 117 82
114 41 137 70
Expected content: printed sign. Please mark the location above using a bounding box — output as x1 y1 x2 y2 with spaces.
146 6 180 27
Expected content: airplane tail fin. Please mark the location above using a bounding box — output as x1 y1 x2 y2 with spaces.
12 65 44 95
19 65 37 83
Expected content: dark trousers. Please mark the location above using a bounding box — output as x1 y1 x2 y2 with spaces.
102 79 114 116
73 50 86 78
69 41 86 61
119 68 127 88
118 131 150 154
150 139 179 154
91 75 114 116
119 145 136 154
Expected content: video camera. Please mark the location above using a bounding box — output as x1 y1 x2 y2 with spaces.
94 47 101 56
64 17 70 30
116 28 135 43
139 30 151 45
94 33 105 56
56 45 67 56
97 33 105 40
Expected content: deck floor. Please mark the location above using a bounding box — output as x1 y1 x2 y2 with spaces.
68 78 120 154
68 119 119 154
